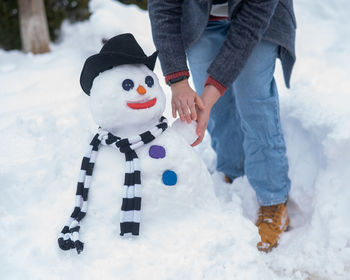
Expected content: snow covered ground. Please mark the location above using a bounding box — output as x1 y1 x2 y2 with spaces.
1 0 350 279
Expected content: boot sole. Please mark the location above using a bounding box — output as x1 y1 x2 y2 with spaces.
257 219 290 253
257 242 278 253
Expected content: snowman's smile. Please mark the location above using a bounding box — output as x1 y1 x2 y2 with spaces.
127 97 157 110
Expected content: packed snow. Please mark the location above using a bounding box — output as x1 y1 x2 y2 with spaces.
1 0 349 279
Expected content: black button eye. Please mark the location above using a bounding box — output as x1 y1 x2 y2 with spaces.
122 79 134 91
145 76 154 88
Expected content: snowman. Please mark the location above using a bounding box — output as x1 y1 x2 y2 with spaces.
58 33 216 254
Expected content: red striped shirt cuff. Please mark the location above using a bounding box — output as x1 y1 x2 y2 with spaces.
209 15 229 21
205 76 227 95
165 70 190 85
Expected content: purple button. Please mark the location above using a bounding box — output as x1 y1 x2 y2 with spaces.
149 145 166 159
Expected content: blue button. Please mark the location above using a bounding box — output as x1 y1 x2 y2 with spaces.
162 170 177 186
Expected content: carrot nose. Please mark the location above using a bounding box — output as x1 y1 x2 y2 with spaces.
137 85 146 95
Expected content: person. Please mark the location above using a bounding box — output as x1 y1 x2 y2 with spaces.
148 0 296 252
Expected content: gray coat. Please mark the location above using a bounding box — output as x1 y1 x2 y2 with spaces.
148 0 296 88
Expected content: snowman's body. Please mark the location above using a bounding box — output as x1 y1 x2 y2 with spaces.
83 64 216 239
86 128 215 241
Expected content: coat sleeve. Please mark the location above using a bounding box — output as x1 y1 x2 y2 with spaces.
148 0 189 76
207 0 279 88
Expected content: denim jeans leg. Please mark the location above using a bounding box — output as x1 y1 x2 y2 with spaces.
233 40 291 206
186 21 245 179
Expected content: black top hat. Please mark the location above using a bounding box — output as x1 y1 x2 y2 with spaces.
80 33 158 95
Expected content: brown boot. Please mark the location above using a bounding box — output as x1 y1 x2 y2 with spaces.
256 202 290 252
224 175 233 184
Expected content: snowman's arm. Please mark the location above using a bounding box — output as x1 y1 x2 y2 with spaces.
169 118 198 146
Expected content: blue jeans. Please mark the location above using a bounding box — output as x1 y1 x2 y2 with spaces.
186 20 291 206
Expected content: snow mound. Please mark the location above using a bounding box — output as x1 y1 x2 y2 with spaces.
1 0 349 279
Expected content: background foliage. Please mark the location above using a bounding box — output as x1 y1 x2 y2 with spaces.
0 0 147 51
117 0 147 10
0 0 91 50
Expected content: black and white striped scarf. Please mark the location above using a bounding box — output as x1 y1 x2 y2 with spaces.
58 117 168 254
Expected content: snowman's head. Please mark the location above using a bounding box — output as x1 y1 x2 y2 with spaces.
89 64 166 132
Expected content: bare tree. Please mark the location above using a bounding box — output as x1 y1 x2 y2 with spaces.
17 0 50 54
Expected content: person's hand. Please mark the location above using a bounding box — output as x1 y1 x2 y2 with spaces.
191 84 221 147
191 104 210 147
171 79 205 123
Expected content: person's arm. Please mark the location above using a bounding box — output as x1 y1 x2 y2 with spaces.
191 0 280 146
206 0 279 93
148 0 187 76
148 0 204 123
